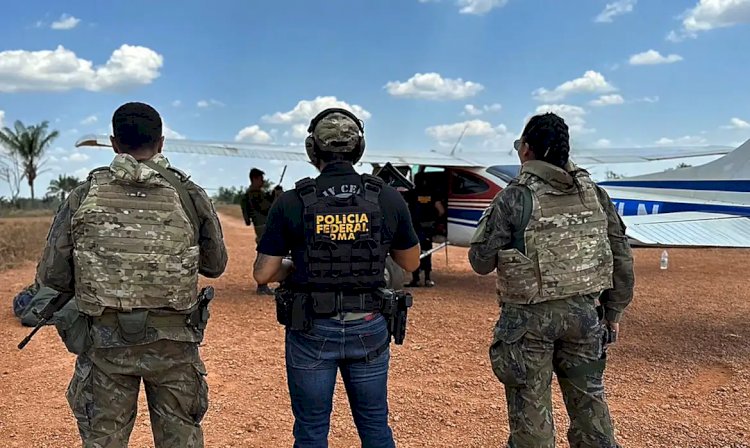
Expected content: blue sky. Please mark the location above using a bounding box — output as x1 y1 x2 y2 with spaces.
1 0 750 197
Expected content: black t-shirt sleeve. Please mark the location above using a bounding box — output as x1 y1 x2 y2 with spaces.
387 188 419 250
256 193 293 256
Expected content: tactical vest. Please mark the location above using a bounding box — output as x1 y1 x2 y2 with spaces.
295 173 388 291
495 165 614 305
71 168 200 316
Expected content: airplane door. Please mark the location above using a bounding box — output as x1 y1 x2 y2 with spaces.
446 168 501 247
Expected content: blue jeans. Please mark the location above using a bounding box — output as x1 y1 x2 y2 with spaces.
285 313 395 448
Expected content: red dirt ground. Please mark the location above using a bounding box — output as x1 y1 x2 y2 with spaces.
1 214 749 447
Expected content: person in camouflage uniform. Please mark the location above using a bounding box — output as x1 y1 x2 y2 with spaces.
36 102 228 448
240 167 275 295
469 112 634 448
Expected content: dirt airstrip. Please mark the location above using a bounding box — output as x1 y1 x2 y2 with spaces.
0 213 748 447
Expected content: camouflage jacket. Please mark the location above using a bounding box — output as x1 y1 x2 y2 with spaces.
468 162 634 323
36 154 228 346
240 187 273 227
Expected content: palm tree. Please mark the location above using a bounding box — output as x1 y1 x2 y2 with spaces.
0 120 59 200
47 174 82 201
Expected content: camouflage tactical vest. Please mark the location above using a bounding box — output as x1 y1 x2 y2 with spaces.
71 154 200 316
496 161 613 305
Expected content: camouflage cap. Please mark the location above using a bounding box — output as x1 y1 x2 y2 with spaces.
312 112 362 152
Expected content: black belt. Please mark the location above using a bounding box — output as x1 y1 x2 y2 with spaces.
305 291 381 314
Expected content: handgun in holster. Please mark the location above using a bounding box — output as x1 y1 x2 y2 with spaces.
189 286 215 331
274 286 312 331
376 288 413 345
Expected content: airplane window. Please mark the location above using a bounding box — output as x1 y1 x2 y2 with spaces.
451 171 489 195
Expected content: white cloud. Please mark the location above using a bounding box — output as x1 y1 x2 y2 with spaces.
197 99 224 108
457 0 509 15
668 0 750 41
235 125 273 143
722 117 750 129
534 104 595 134
172 100 182 107
629 49 683 65
163 124 186 139
0 110 4 128
73 167 92 179
66 152 89 162
595 138 612 147
80 115 97 125
385 72 484 100
595 0 637 23
418 0 508 14
262 96 371 124
425 119 512 151
463 103 502 116
0 44 163 93
532 71 616 102
283 124 309 140
589 94 625 106
51 14 81 30
635 96 660 103
655 135 707 145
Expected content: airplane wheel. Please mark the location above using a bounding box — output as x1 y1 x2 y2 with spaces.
385 256 405 290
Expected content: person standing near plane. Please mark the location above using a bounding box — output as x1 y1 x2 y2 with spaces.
241 167 275 295
36 102 228 447
253 108 420 447
468 112 634 448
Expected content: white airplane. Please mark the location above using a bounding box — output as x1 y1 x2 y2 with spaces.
75 134 750 284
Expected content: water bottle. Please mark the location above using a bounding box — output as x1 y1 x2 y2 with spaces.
660 250 669 270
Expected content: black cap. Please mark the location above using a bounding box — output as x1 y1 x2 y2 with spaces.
249 168 265 178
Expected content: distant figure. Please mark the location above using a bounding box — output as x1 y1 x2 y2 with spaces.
406 172 445 287
469 112 634 448
241 168 275 295
35 101 227 447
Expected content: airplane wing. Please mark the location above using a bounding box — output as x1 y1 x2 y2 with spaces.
621 212 750 248
76 134 738 168
467 145 735 165
74 134 482 167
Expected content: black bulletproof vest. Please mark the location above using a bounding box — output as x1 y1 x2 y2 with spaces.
295 173 387 291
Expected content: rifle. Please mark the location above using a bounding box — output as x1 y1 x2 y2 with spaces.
18 291 74 350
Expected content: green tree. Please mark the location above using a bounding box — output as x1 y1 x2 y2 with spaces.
0 120 59 200
47 174 82 201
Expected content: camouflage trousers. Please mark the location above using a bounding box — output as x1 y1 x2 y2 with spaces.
66 340 209 448
489 296 620 448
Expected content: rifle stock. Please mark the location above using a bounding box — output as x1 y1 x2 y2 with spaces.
17 291 74 350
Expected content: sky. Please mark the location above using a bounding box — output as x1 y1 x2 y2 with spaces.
1 0 750 197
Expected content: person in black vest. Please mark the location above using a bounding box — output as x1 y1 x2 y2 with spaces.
253 108 420 447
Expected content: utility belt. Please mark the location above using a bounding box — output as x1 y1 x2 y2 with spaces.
54 286 214 354
275 287 413 345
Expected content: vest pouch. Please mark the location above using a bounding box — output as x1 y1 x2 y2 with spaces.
496 248 540 304
311 292 336 314
116 310 149 343
53 305 92 355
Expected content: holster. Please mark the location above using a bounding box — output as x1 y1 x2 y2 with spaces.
275 288 312 331
375 288 413 345
188 286 215 332
53 305 93 355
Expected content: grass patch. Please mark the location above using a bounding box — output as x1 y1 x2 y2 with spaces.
0 216 52 271
0 209 56 218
